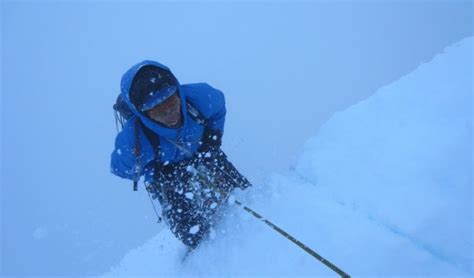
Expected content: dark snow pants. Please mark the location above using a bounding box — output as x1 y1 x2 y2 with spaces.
146 150 251 249
147 165 231 249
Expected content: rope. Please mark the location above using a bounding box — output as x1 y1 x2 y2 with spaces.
163 137 351 277
233 200 350 277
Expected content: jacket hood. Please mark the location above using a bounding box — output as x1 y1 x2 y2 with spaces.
120 60 179 111
120 60 187 138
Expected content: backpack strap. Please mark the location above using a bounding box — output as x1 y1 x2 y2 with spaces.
132 117 142 191
186 101 207 126
132 118 161 191
137 119 161 160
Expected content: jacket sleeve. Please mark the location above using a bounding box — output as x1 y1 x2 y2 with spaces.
110 117 155 181
205 87 226 132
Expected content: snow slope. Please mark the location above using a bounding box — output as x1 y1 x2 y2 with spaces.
104 37 472 277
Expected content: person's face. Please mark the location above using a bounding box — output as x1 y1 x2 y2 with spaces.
146 94 182 128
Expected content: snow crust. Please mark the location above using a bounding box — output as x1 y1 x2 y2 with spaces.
104 37 472 277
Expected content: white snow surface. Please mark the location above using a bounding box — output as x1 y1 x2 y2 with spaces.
104 38 472 277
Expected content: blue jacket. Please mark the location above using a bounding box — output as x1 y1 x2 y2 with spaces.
111 60 226 182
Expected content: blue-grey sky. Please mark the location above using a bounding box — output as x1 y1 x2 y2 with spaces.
1 1 472 276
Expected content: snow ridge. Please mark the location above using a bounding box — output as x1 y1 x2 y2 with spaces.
105 37 473 277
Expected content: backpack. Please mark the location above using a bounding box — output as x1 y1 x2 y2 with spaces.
113 95 134 132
